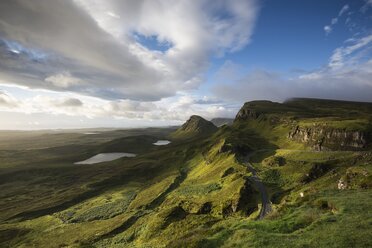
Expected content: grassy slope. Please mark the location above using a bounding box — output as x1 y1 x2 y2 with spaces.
203 99 372 247
0 98 371 247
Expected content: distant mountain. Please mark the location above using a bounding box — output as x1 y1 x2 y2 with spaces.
172 115 217 138
210 118 234 127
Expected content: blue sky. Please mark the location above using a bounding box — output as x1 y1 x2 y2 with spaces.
211 0 371 73
199 0 372 98
0 0 371 129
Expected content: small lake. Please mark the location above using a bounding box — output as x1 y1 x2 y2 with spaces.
75 153 136 165
153 140 171 146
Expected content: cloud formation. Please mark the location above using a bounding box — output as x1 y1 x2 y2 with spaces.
0 90 19 108
324 4 349 35
0 0 259 101
0 86 235 125
213 34 372 103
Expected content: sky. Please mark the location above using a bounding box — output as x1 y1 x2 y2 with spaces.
0 0 371 130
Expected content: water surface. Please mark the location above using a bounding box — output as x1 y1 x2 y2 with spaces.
75 153 136 165
153 140 171 146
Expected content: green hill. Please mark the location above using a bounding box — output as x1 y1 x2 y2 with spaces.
0 98 371 247
171 115 218 138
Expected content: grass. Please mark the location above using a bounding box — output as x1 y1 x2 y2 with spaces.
203 189 372 248
0 98 371 247
298 118 372 132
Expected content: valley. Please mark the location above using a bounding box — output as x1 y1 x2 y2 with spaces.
0 98 371 247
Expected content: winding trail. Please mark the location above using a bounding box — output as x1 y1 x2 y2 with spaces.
243 153 272 219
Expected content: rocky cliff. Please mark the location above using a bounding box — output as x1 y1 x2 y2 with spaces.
234 99 371 151
234 100 290 122
288 125 369 150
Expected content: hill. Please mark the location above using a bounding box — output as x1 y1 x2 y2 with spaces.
0 98 371 247
235 98 372 150
210 118 234 127
171 115 218 138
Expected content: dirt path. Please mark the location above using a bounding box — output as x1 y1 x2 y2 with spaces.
243 154 271 219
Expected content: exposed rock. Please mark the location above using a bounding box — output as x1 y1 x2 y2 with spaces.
338 179 347 190
234 100 285 122
235 106 261 121
338 167 371 189
288 125 369 151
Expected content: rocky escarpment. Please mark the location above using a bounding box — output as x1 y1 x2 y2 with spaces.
234 100 286 122
235 108 260 121
235 103 264 121
234 99 371 151
288 125 369 151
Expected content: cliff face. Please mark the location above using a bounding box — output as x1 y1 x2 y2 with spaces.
234 99 371 151
288 125 368 150
234 100 286 122
235 107 260 121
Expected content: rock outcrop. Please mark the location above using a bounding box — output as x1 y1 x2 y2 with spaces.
288 125 368 150
234 100 284 122
235 105 261 121
232 99 371 151
338 167 371 190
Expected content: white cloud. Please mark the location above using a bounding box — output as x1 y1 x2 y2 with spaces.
324 4 350 35
213 34 372 103
54 98 83 107
45 72 82 88
0 90 19 108
0 86 234 125
339 4 349 16
324 25 332 35
213 61 372 103
0 0 259 101
329 34 372 69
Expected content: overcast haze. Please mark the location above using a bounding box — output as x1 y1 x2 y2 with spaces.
0 0 371 129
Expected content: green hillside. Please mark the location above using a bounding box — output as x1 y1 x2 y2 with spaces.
0 98 371 247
